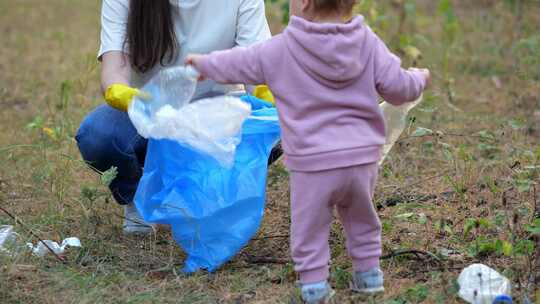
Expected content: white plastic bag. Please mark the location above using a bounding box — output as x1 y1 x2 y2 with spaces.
0 225 18 253
27 237 82 257
457 264 511 304
1 225 82 257
128 66 251 168
379 96 423 164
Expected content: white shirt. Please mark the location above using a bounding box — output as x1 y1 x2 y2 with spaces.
99 0 271 99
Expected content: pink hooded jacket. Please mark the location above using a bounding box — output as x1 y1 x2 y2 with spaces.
197 15 426 171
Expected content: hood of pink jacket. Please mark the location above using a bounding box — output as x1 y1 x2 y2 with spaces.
284 15 373 89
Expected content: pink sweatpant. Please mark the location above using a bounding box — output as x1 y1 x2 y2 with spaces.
290 163 382 284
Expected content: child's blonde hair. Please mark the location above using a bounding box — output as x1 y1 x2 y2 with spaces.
312 0 356 15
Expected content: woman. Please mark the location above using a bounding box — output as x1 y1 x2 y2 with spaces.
76 0 280 235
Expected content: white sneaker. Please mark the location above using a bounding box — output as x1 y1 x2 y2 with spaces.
300 281 335 304
350 267 385 294
123 203 154 235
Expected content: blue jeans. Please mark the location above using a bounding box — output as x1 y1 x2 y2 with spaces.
76 104 147 204
76 104 282 205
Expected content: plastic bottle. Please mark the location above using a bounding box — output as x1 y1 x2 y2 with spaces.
158 66 200 109
457 264 512 304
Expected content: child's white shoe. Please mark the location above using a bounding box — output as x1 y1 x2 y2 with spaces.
350 267 385 294
300 281 335 304
123 203 154 235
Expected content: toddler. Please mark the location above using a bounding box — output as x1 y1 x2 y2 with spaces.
187 0 429 302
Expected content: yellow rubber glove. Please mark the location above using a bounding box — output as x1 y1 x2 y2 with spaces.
104 84 141 112
253 85 275 106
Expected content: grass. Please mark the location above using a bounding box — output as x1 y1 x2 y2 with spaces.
1 0 539 303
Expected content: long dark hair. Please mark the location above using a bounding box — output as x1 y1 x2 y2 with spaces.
125 0 178 73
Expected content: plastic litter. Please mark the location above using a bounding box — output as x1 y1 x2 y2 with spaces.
26 237 82 257
1 225 81 257
0 225 18 253
379 96 423 164
158 66 200 109
457 264 512 304
129 66 251 167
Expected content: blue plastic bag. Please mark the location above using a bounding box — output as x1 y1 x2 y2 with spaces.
134 95 281 273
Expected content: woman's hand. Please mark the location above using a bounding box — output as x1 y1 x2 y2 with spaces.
101 51 138 111
185 54 207 81
104 83 142 112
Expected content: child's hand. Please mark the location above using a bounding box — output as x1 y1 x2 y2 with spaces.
185 54 206 81
409 68 431 88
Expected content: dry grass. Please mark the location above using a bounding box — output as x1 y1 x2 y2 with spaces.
1 0 539 303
